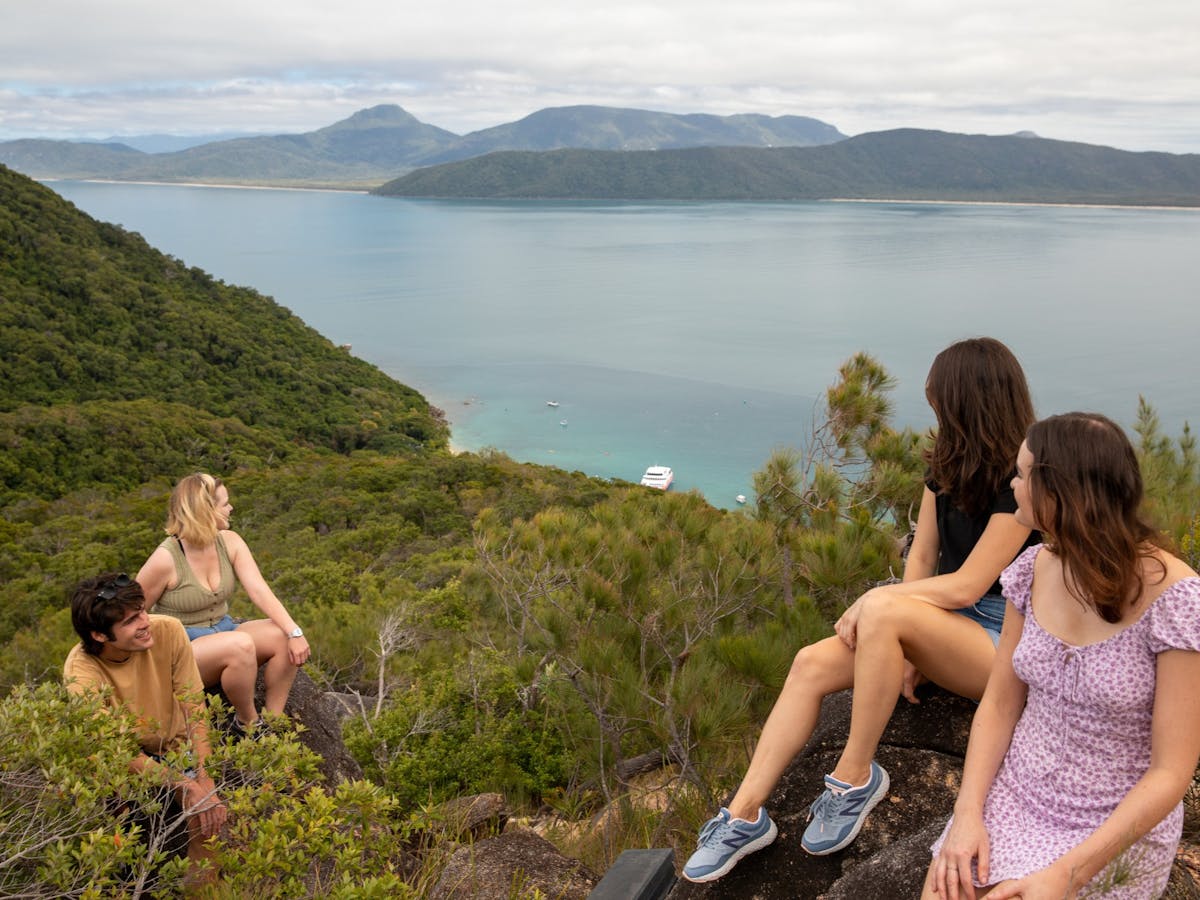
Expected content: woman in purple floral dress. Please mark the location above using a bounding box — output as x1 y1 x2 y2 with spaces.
926 413 1200 900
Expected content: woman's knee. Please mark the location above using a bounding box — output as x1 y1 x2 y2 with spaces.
213 632 257 671
242 622 289 665
194 631 254 665
786 638 852 694
856 590 920 638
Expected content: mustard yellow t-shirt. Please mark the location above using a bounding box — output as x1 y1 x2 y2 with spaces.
63 615 204 756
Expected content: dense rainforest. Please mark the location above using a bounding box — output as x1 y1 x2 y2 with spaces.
1 163 1196 896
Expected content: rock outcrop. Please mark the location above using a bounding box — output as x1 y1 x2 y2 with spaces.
431 828 599 900
258 669 364 785
669 686 1199 898
670 686 979 899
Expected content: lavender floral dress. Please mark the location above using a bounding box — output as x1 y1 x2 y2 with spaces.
933 544 1200 897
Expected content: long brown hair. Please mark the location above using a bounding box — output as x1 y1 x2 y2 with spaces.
1026 413 1164 623
924 337 1034 516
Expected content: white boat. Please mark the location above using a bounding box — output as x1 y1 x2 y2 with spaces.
640 465 674 491
735 494 747 504
546 400 559 407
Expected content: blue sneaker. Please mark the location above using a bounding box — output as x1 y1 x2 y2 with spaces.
801 761 889 855
682 806 777 882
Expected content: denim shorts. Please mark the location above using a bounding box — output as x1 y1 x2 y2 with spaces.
185 614 238 641
954 593 1006 647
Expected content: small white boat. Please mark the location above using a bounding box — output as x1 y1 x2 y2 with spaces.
560 419 568 427
546 400 560 407
735 494 747 504
640 465 674 491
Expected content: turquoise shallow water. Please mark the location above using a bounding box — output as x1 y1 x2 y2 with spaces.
49 183 1200 507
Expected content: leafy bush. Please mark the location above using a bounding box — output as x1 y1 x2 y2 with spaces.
343 651 570 808
0 683 415 898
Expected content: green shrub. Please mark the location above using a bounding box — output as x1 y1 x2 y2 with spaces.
0 684 413 897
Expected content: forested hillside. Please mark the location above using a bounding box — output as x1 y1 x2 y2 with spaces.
0 163 446 500
377 128 1200 204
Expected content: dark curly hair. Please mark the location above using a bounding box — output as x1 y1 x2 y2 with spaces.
70 573 145 656
924 337 1035 517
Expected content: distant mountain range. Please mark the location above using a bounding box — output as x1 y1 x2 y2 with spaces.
0 104 846 188
88 132 258 154
6 104 1197 205
375 129 1200 206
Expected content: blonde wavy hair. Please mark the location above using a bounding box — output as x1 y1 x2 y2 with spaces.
165 473 225 545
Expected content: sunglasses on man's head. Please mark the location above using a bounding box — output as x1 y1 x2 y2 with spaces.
96 573 133 601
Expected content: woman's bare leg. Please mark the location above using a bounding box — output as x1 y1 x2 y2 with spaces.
190 632 259 725
725 635 856 820
238 620 298 715
831 594 998 786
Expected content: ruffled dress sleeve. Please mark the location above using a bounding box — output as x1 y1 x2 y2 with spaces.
1000 543 1042 615
1146 578 1200 654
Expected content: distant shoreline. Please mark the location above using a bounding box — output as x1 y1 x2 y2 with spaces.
43 177 372 194
824 197 1200 212
47 179 1200 210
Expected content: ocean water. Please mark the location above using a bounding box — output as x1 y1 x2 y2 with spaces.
49 182 1200 507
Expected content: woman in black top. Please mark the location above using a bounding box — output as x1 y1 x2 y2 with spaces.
684 337 1037 882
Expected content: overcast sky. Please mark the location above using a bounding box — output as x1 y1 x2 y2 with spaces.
3 0 1198 153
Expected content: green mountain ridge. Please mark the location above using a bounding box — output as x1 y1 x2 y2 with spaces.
411 105 846 165
376 128 1200 204
0 104 846 187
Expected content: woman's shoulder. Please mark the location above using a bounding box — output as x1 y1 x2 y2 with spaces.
216 529 249 556
1160 549 1198 582
1143 553 1200 652
1148 555 1200 607
1000 543 1045 609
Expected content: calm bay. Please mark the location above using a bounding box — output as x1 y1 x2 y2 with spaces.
49 181 1200 507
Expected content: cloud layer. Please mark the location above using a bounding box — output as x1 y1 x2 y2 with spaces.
3 0 1199 152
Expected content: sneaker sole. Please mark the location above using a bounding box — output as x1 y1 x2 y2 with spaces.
681 820 778 883
801 767 890 856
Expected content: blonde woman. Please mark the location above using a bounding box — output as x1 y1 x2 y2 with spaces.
136 473 310 730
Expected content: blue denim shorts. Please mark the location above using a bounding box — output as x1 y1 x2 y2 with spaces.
185 614 238 641
954 594 1006 647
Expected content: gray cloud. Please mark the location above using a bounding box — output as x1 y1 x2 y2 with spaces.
3 0 1198 152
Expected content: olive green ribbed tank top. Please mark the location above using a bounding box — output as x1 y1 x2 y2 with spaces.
154 533 236 627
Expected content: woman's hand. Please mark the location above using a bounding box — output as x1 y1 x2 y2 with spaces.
931 811 990 900
834 596 865 649
287 635 310 666
987 861 1078 900
902 660 926 703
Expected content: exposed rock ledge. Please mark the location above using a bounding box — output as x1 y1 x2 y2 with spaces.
670 687 1199 899
277 673 1196 898
669 687 971 899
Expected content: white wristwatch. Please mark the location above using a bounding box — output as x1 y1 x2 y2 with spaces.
288 627 304 639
